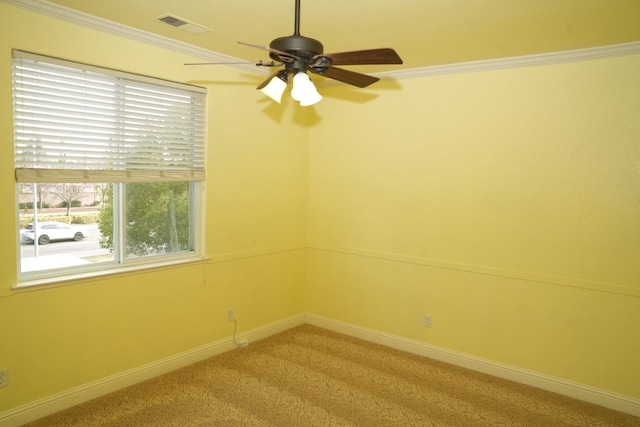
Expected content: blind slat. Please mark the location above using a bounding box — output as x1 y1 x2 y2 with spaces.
13 51 206 183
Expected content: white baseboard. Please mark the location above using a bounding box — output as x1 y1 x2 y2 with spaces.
0 314 306 427
2 312 638 426
304 313 640 417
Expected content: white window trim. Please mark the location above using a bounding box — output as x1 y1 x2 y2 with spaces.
12 52 207 289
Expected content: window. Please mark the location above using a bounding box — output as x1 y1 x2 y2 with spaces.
13 51 206 285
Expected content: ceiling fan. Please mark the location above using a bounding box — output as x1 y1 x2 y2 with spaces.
190 0 402 106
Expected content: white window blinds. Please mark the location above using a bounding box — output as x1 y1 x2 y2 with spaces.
12 51 206 183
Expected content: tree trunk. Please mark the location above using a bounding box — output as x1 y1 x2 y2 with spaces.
167 192 179 253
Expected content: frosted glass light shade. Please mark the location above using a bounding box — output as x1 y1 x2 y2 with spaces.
299 90 322 106
260 75 287 103
291 72 322 106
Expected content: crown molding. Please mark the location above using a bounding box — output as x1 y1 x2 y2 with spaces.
375 40 640 81
1 0 266 74
4 0 640 80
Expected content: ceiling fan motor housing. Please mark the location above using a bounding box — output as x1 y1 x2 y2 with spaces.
269 35 324 64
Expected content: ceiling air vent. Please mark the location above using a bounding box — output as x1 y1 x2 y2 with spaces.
156 14 211 34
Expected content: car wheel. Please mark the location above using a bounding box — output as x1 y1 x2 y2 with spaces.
73 232 84 241
38 235 50 245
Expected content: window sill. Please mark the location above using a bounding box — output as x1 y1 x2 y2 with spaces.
11 256 211 293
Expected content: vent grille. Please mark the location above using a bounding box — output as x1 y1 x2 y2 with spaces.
159 15 188 27
156 14 211 34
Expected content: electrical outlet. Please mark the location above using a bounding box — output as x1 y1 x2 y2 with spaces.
227 308 235 322
0 368 7 388
423 314 432 328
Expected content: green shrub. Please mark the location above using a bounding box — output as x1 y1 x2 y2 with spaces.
62 200 82 208
19 215 71 228
19 202 50 209
71 214 99 224
19 214 99 228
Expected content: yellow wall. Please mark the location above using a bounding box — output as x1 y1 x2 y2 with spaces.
0 3 308 412
308 56 640 397
2 0 640 416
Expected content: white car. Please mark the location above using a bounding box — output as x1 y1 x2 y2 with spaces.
21 221 88 245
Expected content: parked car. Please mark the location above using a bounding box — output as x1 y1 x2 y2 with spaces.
21 221 88 245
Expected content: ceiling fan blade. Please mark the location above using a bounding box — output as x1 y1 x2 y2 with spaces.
185 61 252 65
238 41 299 62
185 60 282 67
311 67 380 88
312 48 403 66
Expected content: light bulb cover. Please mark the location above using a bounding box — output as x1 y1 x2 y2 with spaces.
291 72 322 105
299 91 322 106
260 71 288 103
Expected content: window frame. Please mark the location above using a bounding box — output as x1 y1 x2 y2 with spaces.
12 52 207 289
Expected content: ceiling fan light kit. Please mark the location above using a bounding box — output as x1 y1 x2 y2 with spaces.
259 68 322 106
192 0 402 106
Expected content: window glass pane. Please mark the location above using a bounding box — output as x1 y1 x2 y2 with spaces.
13 52 203 284
19 183 114 274
124 182 192 259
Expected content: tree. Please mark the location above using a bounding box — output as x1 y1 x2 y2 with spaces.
98 182 190 256
167 192 179 253
98 184 114 250
19 183 54 209
94 183 109 208
49 183 86 215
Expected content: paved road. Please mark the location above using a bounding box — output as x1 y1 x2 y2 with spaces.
20 224 110 259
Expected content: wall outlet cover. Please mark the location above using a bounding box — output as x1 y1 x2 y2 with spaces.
0 368 7 388
423 315 432 328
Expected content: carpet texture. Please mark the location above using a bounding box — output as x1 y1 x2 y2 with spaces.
27 324 640 426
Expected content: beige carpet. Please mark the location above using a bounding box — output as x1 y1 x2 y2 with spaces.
27 324 640 426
